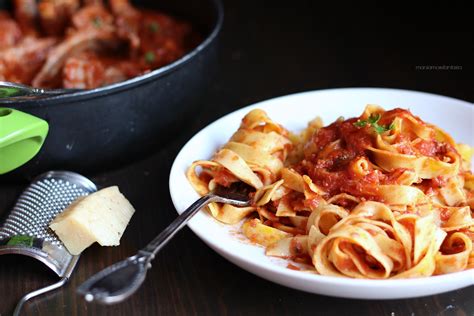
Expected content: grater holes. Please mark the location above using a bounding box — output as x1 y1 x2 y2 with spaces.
0 177 93 245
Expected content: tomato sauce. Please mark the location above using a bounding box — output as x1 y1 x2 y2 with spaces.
416 175 449 196
290 237 305 256
441 236 467 255
297 117 384 200
213 168 239 187
295 108 460 201
439 208 451 222
286 263 301 271
276 191 307 211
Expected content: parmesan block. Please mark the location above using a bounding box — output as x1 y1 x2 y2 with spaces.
49 186 135 255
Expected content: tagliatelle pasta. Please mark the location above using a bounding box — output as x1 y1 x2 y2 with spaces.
186 105 474 279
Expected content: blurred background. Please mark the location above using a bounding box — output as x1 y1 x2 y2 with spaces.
211 0 472 118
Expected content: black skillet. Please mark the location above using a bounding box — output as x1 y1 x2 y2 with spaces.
0 0 223 180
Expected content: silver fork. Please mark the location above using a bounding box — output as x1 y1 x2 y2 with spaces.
77 184 251 304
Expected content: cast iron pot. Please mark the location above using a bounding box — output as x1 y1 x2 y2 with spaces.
0 0 223 179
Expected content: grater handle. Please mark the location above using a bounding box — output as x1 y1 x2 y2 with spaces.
13 277 68 316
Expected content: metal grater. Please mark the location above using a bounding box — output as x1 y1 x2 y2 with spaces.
0 170 97 315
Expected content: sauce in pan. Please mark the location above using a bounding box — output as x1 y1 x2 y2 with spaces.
0 0 200 89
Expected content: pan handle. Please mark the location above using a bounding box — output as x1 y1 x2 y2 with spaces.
0 108 49 174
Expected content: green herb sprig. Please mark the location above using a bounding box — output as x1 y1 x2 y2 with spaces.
354 113 394 134
92 17 102 28
149 22 160 33
7 235 34 247
145 51 155 64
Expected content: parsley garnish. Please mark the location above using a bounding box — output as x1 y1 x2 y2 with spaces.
354 113 394 134
92 17 102 28
145 51 155 63
7 235 34 247
149 22 160 33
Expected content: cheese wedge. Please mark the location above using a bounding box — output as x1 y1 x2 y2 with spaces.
49 186 135 255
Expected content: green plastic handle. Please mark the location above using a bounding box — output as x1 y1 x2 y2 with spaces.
0 108 49 174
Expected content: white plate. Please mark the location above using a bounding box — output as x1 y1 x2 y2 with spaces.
169 88 474 299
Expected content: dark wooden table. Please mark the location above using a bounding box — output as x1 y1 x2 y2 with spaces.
1 1 473 315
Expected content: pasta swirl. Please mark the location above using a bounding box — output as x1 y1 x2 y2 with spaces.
187 109 292 224
187 105 474 278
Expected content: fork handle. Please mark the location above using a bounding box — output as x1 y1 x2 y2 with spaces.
139 194 219 259
77 193 238 304
77 194 220 305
